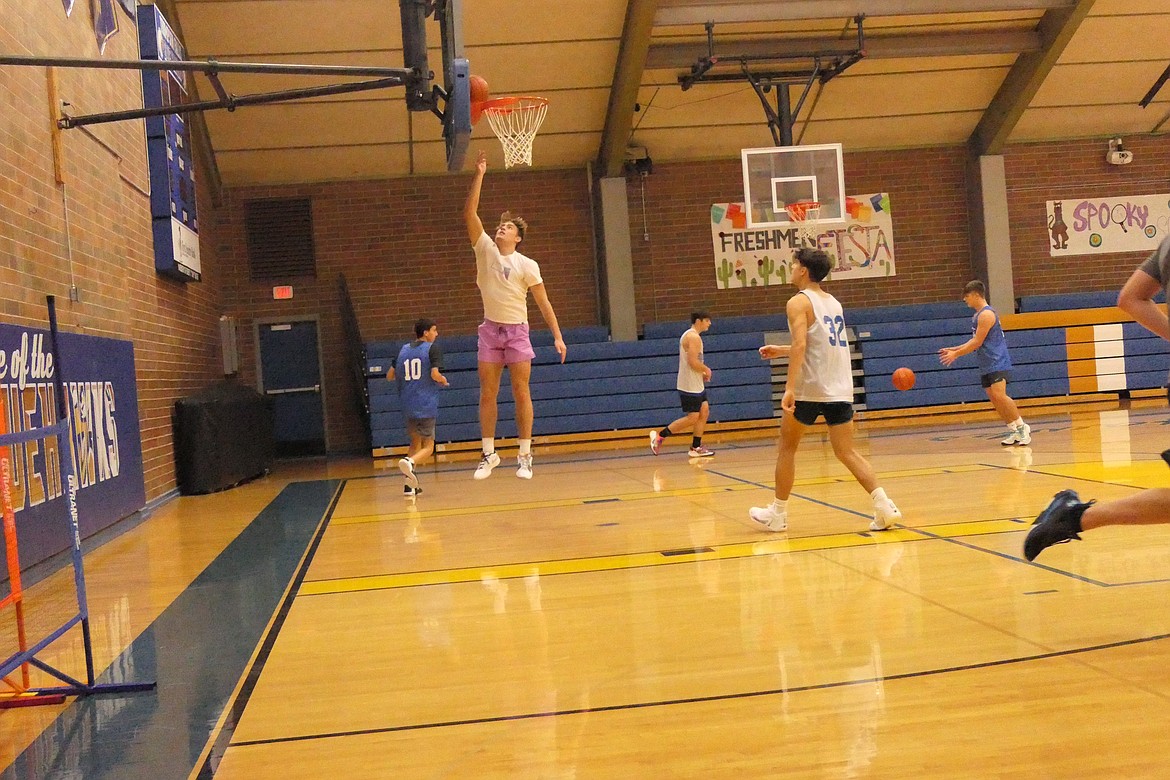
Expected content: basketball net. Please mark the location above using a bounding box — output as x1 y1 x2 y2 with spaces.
481 97 548 168
785 201 822 245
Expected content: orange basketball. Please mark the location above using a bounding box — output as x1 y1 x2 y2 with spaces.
469 75 490 124
892 367 915 391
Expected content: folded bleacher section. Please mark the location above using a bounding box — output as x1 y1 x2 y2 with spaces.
365 290 1170 453
367 324 773 450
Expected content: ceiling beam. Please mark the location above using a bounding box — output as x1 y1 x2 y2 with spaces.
155 0 223 205
647 30 1040 69
968 0 1096 155
599 0 660 177
655 1 1076 27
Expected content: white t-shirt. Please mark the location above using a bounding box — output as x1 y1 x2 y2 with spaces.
793 289 854 403
473 232 543 324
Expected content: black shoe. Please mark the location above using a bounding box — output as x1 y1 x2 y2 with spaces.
404 484 423 497
1023 489 1091 561
1161 449 1170 468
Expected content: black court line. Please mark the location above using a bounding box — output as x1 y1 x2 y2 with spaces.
706 468 871 519
983 461 1164 490
228 631 1170 749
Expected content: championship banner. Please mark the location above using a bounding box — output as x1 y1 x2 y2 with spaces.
712 193 897 289
0 325 144 572
1046 194 1170 256
138 5 202 283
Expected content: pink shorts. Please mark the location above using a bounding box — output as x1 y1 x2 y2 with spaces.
477 320 535 364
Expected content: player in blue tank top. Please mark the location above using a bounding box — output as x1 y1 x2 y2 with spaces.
386 318 448 497
938 280 1031 446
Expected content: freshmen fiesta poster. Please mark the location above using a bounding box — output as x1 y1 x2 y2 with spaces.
711 193 897 289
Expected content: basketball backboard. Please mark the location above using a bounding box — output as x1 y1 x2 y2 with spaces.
741 143 846 228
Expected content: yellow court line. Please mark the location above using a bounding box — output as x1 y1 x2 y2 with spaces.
298 517 1026 597
330 463 992 526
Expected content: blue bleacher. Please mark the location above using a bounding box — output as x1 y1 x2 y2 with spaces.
366 292 1166 448
368 324 774 449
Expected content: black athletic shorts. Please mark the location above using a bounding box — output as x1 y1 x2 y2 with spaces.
792 400 854 426
679 390 708 413
981 370 1011 388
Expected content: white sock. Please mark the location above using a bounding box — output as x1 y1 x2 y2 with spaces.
482 438 495 455
871 487 888 503
1011 417 1024 429
770 498 788 513
519 439 531 456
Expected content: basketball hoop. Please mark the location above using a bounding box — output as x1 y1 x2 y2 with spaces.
480 96 549 168
785 200 822 245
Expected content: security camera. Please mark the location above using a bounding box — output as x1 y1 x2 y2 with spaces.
1107 138 1133 165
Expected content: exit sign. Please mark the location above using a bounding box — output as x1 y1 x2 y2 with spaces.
272 286 293 300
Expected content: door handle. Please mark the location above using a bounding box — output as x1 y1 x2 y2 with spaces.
265 385 320 395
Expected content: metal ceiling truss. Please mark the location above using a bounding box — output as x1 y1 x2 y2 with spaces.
677 17 866 146
655 0 1078 26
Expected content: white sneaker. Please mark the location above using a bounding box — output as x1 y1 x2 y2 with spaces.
748 504 788 532
1001 423 1032 446
870 498 902 531
398 457 419 490
649 430 662 455
473 451 500 480
517 453 533 479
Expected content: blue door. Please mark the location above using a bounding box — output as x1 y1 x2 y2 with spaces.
258 320 326 457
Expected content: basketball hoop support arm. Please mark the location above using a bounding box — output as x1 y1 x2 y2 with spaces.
0 54 424 129
677 16 866 146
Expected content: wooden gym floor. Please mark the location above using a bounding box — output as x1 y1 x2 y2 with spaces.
5 403 1170 778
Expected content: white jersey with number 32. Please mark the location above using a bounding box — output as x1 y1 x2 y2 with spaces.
793 289 854 403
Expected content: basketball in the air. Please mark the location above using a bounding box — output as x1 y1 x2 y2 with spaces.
469 75 490 124
892 367 915 391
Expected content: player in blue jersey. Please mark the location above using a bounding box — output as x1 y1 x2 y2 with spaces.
386 318 449 497
939 280 1031 446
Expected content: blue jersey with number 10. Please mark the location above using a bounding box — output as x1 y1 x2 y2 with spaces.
396 340 439 419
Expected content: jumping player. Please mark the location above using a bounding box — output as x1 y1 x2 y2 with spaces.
464 150 567 480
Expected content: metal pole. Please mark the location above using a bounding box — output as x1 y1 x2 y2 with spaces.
0 53 416 78
59 76 406 129
45 296 96 687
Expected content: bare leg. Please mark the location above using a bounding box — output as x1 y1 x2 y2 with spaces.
826 420 878 494
478 361 505 439
666 411 700 434
407 430 423 462
774 412 806 501
985 381 1021 425
410 436 435 466
694 401 709 438
1081 489 1170 531
510 360 533 439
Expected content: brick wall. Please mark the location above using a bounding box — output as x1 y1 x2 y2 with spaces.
1005 135 1170 298
210 167 599 452
1 0 224 501
629 146 974 323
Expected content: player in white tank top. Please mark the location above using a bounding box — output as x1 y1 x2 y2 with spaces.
791 289 854 403
749 248 902 533
649 312 715 457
